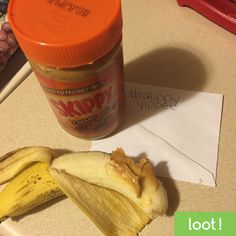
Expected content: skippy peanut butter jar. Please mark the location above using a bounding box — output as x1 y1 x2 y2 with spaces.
8 0 125 139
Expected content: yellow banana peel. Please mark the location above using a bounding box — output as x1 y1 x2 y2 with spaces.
0 146 55 184
0 162 63 222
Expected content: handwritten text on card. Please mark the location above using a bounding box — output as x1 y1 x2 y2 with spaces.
125 88 180 111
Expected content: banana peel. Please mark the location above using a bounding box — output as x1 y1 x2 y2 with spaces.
0 146 55 184
0 162 63 222
52 171 150 236
50 148 168 236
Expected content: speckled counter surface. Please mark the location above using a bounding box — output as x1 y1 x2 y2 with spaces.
0 0 236 235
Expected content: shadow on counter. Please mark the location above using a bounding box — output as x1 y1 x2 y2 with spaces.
124 47 207 90
12 195 67 222
115 46 208 133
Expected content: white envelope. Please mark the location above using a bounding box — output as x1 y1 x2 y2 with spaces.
92 82 223 187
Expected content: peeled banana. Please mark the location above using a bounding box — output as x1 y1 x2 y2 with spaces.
0 146 168 236
111 148 168 217
50 150 141 200
0 146 54 184
0 162 63 222
50 148 168 236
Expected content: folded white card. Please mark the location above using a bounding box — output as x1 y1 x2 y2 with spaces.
92 82 223 186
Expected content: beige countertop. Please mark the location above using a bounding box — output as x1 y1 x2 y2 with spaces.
0 0 236 235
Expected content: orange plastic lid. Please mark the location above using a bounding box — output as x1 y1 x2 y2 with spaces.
8 0 122 68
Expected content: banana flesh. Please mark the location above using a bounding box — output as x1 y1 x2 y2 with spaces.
0 162 63 222
50 148 168 236
50 151 141 199
111 148 168 217
0 146 54 184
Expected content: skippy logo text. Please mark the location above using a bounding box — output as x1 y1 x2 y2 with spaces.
50 86 112 117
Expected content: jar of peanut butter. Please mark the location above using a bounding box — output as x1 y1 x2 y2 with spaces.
8 0 125 139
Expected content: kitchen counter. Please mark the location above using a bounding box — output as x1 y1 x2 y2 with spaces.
0 0 236 235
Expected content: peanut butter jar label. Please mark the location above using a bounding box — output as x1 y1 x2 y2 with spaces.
34 58 125 139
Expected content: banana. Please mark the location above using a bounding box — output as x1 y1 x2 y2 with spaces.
50 148 168 236
111 148 168 217
0 162 63 222
0 146 55 184
0 146 168 236
50 151 141 199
